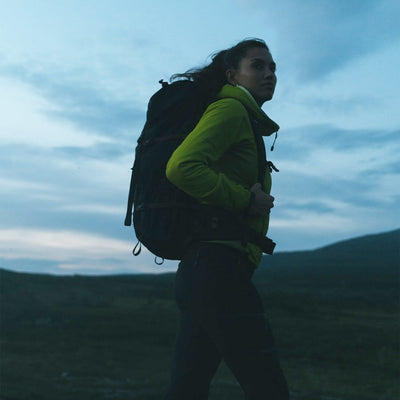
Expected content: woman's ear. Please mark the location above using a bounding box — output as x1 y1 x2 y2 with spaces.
226 69 237 86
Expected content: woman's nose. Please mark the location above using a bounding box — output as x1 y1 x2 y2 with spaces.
264 67 275 79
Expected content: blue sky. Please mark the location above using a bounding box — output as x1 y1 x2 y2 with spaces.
1 0 399 275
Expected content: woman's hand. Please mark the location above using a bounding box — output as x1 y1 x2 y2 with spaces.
248 183 274 216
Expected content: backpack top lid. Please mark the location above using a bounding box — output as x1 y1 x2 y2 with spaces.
138 80 208 146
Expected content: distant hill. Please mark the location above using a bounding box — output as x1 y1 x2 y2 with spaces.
258 228 399 276
315 229 399 257
255 229 399 311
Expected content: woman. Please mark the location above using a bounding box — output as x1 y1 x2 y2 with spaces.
164 39 290 400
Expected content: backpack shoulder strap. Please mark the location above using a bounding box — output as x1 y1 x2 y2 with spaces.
124 165 135 226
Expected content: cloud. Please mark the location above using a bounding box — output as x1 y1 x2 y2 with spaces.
0 228 178 275
56 203 125 216
274 125 400 177
0 229 130 260
2 140 132 196
269 194 399 252
0 77 115 149
269 37 400 133
54 142 129 160
266 122 400 250
272 0 400 80
1 141 134 244
1 62 145 138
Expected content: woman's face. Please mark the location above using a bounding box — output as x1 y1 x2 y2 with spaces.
227 47 277 106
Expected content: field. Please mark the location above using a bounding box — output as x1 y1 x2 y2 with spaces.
1 230 399 399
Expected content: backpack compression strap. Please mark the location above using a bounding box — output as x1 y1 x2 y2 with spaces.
124 166 134 226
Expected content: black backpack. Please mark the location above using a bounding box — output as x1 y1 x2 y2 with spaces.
124 80 276 261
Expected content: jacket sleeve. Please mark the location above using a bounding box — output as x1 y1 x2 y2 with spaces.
166 98 252 212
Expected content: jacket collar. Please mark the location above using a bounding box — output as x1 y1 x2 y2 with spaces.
217 84 279 136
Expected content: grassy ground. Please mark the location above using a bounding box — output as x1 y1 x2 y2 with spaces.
0 269 399 400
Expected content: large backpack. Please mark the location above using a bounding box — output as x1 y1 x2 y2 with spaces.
124 80 276 261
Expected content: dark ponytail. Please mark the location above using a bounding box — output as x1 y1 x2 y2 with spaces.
171 38 269 102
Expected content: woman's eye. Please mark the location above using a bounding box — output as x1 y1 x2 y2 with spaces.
252 62 276 73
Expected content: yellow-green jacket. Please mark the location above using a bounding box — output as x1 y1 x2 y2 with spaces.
166 84 279 267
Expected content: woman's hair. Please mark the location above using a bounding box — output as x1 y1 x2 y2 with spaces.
171 38 269 102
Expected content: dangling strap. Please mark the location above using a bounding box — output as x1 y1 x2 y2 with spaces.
267 161 279 173
270 131 278 151
132 241 142 256
155 256 165 265
124 166 135 226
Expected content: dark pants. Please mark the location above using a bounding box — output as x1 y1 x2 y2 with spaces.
164 242 290 400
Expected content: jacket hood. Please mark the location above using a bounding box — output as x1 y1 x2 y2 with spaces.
217 84 279 136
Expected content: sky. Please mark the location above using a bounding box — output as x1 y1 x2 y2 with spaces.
1 0 399 275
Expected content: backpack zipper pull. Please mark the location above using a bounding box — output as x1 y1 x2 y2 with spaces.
267 161 279 173
270 131 278 151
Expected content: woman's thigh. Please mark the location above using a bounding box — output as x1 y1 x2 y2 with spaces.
176 242 262 313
